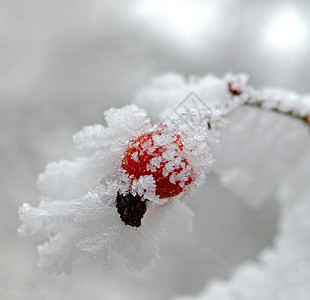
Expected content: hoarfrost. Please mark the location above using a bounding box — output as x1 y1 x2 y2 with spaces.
18 72 310 285
134 73 310 300
18 103 213 274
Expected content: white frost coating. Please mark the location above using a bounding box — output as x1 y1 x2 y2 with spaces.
134 72 310 205
131 175 156 197
134 72 310 125
36 156 110 201
173 141 310 300
214 106 309 206
134 72 235 123
19 71 310 291
131 151 139 162
134 72 310 300
73 105 152 150
150 156 162 168
18 103 212 275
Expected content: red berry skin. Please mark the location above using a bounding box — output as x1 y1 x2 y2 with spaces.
121 128 192 199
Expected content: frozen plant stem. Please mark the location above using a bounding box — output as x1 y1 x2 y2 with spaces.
244 102 310 126
227 81 310 126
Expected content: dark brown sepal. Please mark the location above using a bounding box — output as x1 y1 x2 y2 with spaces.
116 192 147 227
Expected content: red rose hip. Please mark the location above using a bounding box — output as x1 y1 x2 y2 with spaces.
121 126 193 199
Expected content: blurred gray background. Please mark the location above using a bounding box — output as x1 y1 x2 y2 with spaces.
0 0 309 299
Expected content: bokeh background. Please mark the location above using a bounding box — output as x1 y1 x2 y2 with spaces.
1 0 309 299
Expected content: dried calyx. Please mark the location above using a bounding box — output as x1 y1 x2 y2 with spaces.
116 191 147 227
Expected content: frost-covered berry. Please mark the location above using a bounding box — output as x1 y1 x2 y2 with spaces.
18 104 212 274
121 125 193 199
